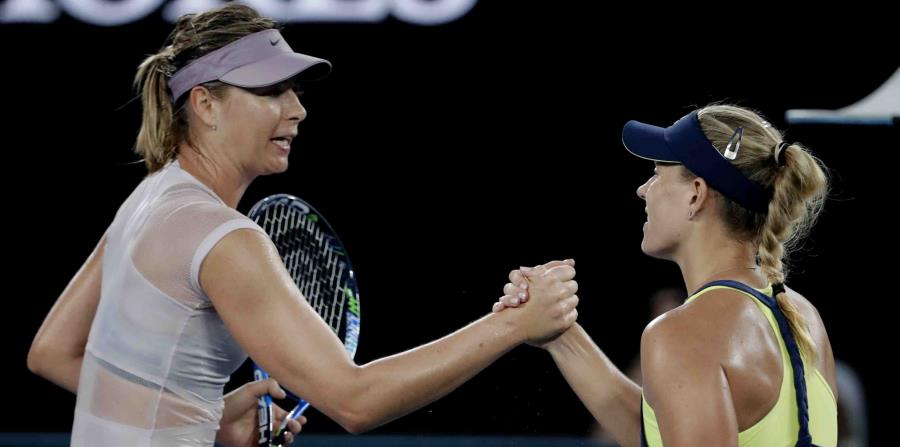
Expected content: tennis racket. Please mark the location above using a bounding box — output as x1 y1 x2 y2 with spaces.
246 194 361 447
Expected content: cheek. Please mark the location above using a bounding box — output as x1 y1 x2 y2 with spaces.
258 99 282 119
648 201 684 238
228 98 280 128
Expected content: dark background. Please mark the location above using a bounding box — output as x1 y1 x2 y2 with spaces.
3 1 896 444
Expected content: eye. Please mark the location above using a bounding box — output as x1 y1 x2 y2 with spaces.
246 80 302 98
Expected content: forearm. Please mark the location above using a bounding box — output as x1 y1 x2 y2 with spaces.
27 351 82 394
344 311 524 432
28 235 104 395
547 323 642 447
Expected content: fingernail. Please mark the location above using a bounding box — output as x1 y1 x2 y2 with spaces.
517 292 526 300
519 283 528 289
520 266 532 272
510 297 519 306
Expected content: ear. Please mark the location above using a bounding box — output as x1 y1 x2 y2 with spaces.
688 175 714 217
187 85 220 130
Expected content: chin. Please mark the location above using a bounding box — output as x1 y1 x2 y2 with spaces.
262 156 290 175
272 160 289 174
640 238 672 261
640 241 656 257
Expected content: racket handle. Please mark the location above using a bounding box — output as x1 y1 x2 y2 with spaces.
253 364 274 447
273 400 310 445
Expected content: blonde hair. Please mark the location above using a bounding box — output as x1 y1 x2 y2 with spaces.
133 4 277 173
692 104 829 362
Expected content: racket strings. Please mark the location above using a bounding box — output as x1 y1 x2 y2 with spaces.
260 204 346 335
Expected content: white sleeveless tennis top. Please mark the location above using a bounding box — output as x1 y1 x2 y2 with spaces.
72 160 265 446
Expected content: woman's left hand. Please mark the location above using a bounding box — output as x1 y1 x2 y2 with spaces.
216 377 307 447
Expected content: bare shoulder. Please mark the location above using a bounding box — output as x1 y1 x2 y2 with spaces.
780 288 830 353
662 287 763 340
782 287 825 334
640 288 771 383
639 296 742 421
197 226 290 311
639 289 749 375
783 287 837 395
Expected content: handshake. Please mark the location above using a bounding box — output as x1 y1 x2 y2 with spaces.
490 259 579 348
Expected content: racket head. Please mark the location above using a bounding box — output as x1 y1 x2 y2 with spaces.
248 194 361 401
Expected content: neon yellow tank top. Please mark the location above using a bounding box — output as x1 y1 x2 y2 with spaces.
640 284 838 447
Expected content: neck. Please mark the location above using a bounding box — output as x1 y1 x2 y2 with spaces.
674 226 765 295
175 144 254 209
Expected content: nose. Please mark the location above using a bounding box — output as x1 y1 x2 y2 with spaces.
636 177 651 201
283 90 307 123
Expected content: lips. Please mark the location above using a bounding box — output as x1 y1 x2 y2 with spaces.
270 135 293 152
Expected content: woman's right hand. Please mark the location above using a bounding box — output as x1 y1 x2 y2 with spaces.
493 259 576 313
495 260 579 347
